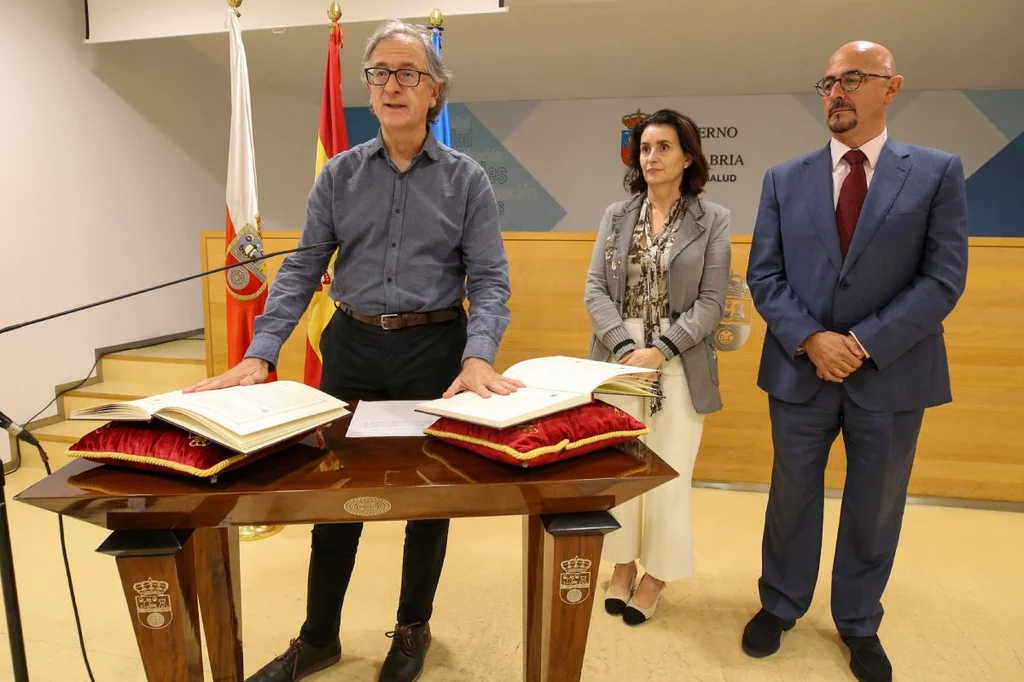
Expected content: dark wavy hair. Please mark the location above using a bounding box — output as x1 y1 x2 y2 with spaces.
624 109 709 197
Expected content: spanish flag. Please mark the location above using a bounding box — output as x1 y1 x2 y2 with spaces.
303 14 349 388
224 8 274 377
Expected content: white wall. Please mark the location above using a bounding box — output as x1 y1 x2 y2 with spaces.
0 0 226 464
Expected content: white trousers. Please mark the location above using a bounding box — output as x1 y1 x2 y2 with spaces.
600 318 706 583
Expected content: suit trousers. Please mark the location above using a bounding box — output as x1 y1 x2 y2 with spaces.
298 309 466 647
600 318 706 582
759 381 924 637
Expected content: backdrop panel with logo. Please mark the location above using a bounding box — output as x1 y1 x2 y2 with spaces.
343 89 1024 237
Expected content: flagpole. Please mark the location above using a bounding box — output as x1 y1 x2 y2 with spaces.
428 9 452 147
225 0 284 545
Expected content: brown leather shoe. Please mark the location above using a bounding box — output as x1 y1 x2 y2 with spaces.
377 623 431 682
245 637 341 681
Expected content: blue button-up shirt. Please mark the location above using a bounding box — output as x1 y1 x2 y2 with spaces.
246 131 511 368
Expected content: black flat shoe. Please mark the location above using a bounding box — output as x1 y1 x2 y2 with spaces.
842 634 892 682
741 609 796 658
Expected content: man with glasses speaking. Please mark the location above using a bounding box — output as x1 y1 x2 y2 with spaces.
742 41 968 682
187 18 521 682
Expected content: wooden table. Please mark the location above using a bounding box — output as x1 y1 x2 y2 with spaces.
15 421 675 681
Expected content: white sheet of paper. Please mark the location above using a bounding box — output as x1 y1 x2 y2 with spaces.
346 400 437 438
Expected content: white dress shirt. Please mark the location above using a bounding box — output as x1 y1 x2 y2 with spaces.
830 128 888 208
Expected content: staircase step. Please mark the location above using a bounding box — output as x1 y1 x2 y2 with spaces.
100 354 207 385
19 336 209 471
60 378 191 415
109 338 206 361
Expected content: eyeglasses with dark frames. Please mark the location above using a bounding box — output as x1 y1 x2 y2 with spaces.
814 70 892 97
364 67 433 88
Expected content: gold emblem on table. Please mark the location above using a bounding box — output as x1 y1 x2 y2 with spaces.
559 556 592 605
343 496 392 517
133 577 173 630
239 525 284 542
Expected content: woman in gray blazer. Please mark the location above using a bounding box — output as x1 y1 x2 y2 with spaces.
585 109 730 625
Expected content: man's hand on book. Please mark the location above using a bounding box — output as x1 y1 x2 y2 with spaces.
443 358 526 399
620 348 665 370
183 358 270 393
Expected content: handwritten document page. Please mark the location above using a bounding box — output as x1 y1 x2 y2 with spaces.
346 400 438 438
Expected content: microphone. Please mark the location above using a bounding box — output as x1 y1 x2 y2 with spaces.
0 412 41 450
0 239 341 337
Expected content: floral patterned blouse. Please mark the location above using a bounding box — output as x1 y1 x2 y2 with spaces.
623 194 688 414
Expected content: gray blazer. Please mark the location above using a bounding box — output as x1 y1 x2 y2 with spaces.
584 193 731 414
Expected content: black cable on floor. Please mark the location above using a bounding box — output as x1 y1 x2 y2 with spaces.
19 336 200 681
37 445 96 682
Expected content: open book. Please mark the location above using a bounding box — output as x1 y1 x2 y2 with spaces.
415 356 658 429
69 380 350 454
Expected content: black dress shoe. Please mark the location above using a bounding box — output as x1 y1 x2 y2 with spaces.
378 622 431 682
741 609 796 658
245 637 341 681
842 634 892 682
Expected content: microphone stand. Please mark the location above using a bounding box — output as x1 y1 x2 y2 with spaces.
0 459 27 681
0 238 339 681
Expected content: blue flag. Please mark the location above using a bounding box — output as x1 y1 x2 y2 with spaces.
429 27 452 146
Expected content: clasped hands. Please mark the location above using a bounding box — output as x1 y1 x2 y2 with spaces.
802 331 864 382
619 347 666 370
618 347 665 387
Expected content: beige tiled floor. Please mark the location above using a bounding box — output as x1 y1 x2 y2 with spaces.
1 467 1022 681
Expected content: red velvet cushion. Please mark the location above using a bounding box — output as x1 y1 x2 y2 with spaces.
423 400 648 468
65 420 304 480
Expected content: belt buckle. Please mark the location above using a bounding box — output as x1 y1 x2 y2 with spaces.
380 313 398 330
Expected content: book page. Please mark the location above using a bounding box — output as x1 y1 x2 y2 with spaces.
417 387 589 428
503 356 656 394
162 381 348 437
70 389 183 420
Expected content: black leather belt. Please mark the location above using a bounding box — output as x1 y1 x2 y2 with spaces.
335 301 461 330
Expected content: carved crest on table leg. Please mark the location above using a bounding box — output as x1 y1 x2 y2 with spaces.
558 556 592 605
133 577 173 630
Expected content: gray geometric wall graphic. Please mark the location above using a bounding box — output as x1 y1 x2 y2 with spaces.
964 89 1024 141
465 100 542 143
448 103 566 231
794 91 921 130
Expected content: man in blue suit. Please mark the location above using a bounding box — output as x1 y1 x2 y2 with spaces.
742 41 968 682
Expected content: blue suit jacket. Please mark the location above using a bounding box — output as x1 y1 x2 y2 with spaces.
746 139 969 412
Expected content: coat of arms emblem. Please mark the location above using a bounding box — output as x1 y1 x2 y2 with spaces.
620 109 647 166
559 555 592 605
133 577 173 630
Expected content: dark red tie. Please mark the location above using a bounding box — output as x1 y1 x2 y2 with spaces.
836 149 867 258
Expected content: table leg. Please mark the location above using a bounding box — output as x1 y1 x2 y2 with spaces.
97 529 203 682
522 511 620 682
193 527 244 681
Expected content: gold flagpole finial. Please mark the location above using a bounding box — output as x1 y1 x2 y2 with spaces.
227 0 242 16
328 2 342 21
429 9 444 27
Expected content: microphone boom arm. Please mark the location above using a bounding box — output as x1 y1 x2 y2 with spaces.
0 240 340 337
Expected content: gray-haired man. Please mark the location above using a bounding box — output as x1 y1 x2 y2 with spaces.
188 19 521 682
